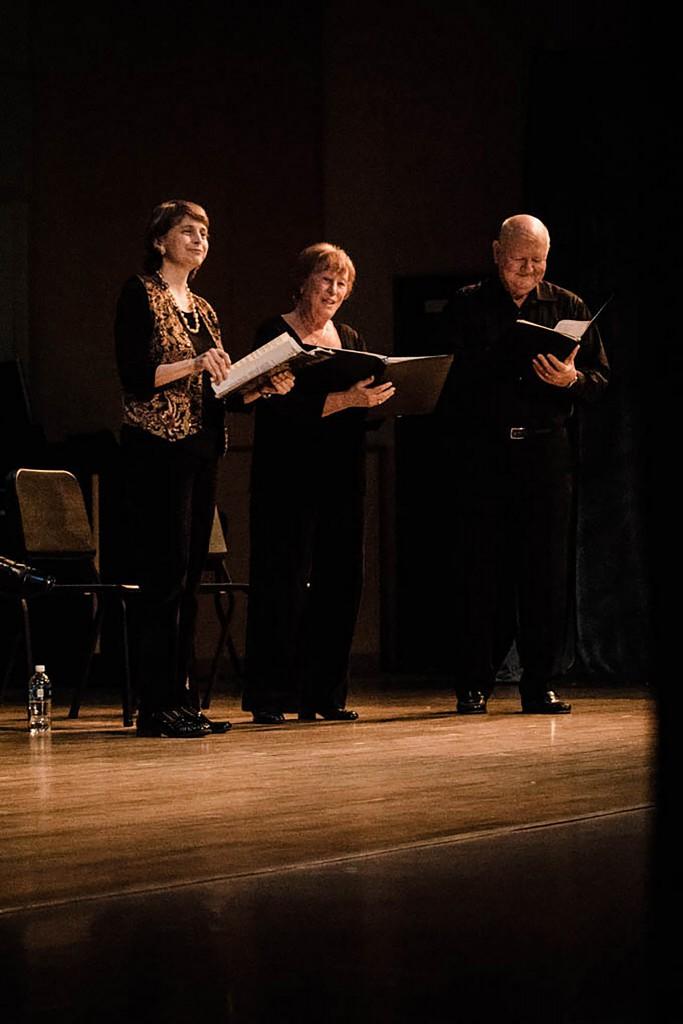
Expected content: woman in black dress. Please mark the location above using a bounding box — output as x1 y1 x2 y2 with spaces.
242 243 394 724
115 199 293 737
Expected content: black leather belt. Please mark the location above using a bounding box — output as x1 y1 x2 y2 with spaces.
508 426 556 440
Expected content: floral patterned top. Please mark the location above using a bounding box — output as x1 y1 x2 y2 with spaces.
115 273 229 453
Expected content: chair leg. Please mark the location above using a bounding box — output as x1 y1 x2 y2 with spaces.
212 590 230 631
21 597 34 683
224 632 243 677
1 642 14 703
6 598 36 707
119 597 134 727
220 588 242 675
68 596 103 719
201 606 231 710
202 592 243 709
1 614 24 702
201 636 221 710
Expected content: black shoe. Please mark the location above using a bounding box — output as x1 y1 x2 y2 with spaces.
521 691 572 714
136 708 207 738
251 710 286 724
298 707 359 721
181 706 232 734
456 690 487 715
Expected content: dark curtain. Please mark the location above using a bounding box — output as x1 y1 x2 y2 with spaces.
524 48 648 682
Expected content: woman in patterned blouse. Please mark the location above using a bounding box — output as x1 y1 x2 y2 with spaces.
115 199 292 738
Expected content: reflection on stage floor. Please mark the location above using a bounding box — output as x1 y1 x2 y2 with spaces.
0 683 656 1023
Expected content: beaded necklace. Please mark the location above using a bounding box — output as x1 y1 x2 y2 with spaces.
156 271 202 335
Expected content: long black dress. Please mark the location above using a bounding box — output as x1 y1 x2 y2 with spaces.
242 315 368 715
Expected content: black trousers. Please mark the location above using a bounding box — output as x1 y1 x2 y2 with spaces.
243 480 365 714
121 430 218 713
454 432 574 700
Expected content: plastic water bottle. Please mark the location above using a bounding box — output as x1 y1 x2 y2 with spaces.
28 665 51 734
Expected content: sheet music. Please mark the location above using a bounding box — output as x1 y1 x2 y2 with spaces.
518 294 611 343
213 332 327 398
551 319 591 341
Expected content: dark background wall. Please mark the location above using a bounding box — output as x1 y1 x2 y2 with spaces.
1 1 643 681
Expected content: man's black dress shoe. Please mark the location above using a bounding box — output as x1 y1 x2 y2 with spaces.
456 690 487 715
136 708 207 738
181 707 232 734
298 707 359 721
521 691 572 714
251 710 286 724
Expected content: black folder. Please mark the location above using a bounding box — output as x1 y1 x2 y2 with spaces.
366 353 454 419
513 320 580 361
296 349 454 418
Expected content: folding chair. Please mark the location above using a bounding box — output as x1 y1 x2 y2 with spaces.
197 507 249 710
3 468 138 726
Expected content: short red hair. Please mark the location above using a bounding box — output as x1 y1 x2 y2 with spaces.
291 242 356 303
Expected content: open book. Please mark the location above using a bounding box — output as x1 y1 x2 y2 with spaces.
212 333 334 398
212 331 453 417
515 296 611 360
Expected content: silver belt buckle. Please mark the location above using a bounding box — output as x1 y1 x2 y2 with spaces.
510 426 526 440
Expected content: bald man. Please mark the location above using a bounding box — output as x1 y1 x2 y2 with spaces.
438 215 609 715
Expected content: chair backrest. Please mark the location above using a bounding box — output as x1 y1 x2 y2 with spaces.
10 468 96 559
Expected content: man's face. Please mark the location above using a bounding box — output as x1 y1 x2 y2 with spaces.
493 234 548 302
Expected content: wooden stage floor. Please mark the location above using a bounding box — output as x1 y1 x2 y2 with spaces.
0 683 657 1022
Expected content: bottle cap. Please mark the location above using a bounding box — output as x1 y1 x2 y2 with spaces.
35 665 45 673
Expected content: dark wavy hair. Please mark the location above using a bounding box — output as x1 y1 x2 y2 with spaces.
143 200 210 276
291 242 356 304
